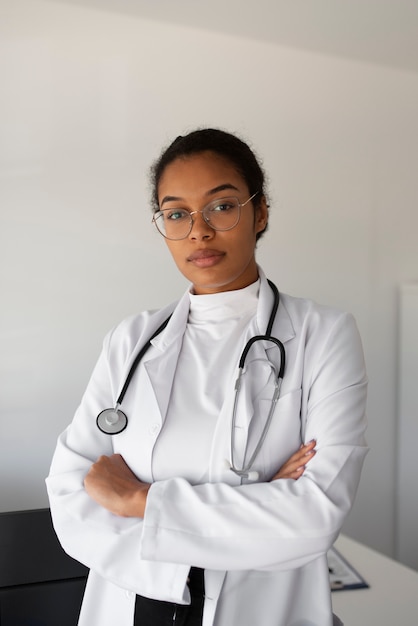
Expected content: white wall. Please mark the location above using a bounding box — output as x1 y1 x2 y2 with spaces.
397 284 418 570
1 0 417 563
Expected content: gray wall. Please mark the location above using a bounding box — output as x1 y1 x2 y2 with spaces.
1 0 418 565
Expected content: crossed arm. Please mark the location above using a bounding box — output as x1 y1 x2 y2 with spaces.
84 440 317 519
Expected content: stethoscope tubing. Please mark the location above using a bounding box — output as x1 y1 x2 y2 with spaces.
229 283 285 478
96 316 171 435
238 334 285 377
116 315 172 407
96 279 286 483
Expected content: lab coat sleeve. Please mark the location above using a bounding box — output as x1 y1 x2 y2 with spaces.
140 311 368 572
46 322 191 602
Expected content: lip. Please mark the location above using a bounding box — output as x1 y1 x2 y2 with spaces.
187 248 225 268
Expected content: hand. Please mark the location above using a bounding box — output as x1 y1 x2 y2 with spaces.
271 440 316 481
84 454 150 518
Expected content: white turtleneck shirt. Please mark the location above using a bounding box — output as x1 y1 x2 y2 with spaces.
151 280 259 484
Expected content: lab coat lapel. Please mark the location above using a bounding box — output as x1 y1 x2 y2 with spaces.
141 291 190 426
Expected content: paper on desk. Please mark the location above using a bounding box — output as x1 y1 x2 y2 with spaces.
327 546 369 591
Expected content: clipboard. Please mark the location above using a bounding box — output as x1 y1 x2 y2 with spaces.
327 545 369 591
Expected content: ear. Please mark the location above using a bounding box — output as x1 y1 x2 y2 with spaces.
255 195 269 234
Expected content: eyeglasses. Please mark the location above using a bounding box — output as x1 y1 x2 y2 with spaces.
152 192 259 240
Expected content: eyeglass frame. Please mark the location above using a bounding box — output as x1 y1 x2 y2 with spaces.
152 192 259 240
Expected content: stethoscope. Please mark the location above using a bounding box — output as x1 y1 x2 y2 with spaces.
97 280 285 481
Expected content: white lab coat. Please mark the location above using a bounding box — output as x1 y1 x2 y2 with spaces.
46 270 368 626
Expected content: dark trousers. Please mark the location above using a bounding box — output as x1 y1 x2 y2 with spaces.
133 567 205 626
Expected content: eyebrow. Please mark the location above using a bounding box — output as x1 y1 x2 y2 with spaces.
160 183 240 207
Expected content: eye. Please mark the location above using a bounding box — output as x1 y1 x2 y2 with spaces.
165 208 189 222
210 199 236 213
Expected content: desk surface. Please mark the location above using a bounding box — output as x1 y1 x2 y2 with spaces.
332 535 418 625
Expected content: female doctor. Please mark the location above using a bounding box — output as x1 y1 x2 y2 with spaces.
46 128 368 626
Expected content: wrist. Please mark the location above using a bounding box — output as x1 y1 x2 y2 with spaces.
133 482 150 518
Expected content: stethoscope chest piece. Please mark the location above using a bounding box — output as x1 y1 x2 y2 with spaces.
96 407 128 435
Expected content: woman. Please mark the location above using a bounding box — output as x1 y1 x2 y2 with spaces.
46 128 368 626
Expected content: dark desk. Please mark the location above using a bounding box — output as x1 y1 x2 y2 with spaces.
0 508 88 626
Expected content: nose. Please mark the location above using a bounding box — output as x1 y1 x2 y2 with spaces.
189 210 214 240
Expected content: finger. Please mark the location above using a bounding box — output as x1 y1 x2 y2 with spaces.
284 446 316 472
294 441 317 464
273 450 316 481
273 465 304 481
301 440 316 452
294 440 316 458
290 466 306 479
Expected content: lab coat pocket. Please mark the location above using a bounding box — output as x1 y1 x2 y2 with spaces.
247 387 302 481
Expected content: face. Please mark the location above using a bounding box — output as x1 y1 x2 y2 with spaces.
157 151 268 295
